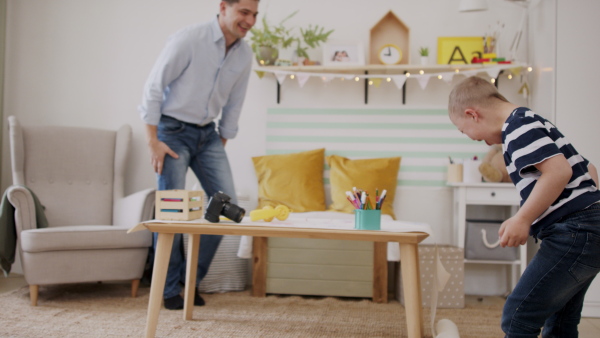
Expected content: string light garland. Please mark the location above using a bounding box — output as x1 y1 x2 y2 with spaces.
254 64 532 105
256 63 528 81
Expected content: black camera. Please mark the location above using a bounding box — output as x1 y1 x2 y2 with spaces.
204 191 245 223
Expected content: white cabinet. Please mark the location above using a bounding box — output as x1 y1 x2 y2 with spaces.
450 182 527 290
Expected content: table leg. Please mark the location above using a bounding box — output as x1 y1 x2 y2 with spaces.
184 234 201 320
145 232 175 338
400 243 424 338
252 236 267 297
373 242 388 303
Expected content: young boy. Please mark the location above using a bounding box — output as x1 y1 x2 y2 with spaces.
448 76 600 337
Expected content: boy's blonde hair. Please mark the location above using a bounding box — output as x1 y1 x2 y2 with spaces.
448 76 508 118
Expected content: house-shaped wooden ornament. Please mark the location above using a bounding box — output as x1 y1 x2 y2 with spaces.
370 11 410 65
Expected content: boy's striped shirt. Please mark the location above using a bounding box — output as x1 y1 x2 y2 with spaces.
502 107 600 237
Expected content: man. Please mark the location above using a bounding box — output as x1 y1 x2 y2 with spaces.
138 0 259 310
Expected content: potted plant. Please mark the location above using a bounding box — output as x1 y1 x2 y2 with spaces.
249 12 297 66
419 47 429 65
293 24 334 65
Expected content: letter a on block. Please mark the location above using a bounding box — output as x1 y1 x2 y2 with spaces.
447 46 468 64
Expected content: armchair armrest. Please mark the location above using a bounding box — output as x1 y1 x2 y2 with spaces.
113 188 155 228
6 186 37 236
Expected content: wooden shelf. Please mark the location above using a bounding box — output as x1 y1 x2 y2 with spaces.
256 63 525 74
255 63 527 104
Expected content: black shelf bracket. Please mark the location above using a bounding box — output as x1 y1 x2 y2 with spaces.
402 71 407 104
364 70 369 104
494 70 504 88
277 80 281 104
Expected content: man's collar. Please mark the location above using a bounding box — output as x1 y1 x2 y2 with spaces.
211 15 224 43
212 14 241 49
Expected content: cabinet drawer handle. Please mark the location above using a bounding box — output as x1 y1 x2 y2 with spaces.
491 192 496 197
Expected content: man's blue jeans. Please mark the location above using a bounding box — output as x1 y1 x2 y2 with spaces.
502 203 600 337
156 115 238 299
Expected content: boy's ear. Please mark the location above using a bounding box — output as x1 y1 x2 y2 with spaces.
465 108 480 121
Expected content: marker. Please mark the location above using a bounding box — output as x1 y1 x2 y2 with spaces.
361 192 367 210
346 191 359 209
378 190 387 209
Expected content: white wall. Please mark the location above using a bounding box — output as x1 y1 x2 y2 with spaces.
529 0 556 123
2 0 548 295
554 0 600 318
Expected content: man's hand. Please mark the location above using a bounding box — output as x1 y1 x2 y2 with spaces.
499 215 530 247
148 139 178 174
145 124 178 175
221 137 227 146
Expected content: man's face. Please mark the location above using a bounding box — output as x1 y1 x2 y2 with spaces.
220 0 259 41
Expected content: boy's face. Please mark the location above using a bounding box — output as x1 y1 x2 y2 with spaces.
220 0 259 41
450 109 501 145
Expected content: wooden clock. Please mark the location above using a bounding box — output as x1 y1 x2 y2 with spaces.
370 11 410 65
378 44 403 65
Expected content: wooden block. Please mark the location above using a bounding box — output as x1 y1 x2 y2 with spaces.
155 190 204 221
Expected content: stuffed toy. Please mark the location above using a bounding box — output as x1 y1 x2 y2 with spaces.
478 145 511 183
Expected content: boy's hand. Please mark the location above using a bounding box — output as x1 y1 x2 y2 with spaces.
497 154 572 248
499 215 530 247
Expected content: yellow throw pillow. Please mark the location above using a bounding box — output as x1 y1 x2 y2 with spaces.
252 148 326 212
326 155 401 219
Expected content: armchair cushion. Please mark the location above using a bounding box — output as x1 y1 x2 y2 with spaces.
20 226 151 253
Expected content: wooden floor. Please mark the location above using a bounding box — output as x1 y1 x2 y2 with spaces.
2 273 600 337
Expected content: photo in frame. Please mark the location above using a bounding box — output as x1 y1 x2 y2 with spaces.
322 42 365 66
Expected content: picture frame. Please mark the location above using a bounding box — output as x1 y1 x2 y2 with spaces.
437 36 486 65
322 42 365 66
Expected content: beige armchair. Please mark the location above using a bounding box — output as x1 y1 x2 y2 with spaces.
6 116 154 305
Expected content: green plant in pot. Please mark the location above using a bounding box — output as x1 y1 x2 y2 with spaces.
419 47 429 65
249 12 296 66
294 24 334 65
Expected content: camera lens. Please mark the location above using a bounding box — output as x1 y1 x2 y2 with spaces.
222 203 245 223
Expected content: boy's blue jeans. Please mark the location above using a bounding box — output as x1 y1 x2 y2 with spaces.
155 116 238 299
502 203 600 337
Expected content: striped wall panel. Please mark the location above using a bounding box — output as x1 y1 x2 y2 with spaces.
266 108 489 187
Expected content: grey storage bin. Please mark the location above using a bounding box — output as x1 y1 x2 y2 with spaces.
465 219 519 261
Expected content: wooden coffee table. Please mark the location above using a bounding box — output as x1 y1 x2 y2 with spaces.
129 219 429 338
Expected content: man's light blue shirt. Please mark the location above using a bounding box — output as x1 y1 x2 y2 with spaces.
138 17 252 139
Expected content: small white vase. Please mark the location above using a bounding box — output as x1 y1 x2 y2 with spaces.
420 56 429 65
